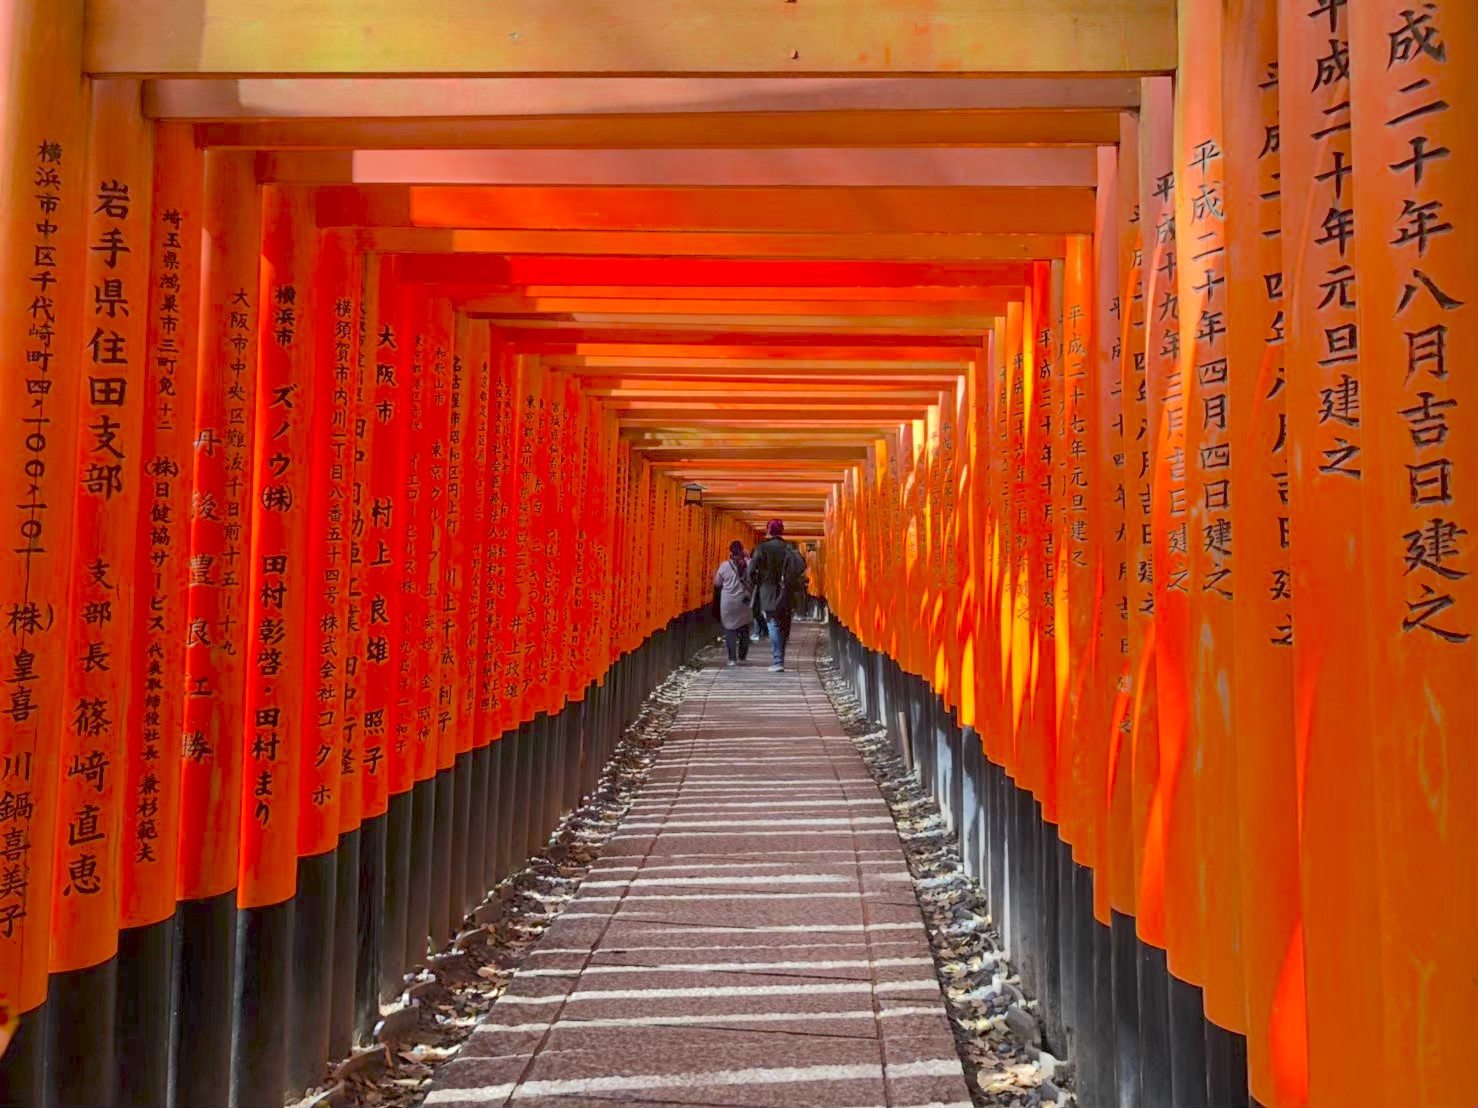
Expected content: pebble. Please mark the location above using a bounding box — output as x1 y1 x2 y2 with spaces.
1005 1005 1042 1047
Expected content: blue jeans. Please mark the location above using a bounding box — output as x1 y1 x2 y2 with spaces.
724 625 751 662
765 610 790 666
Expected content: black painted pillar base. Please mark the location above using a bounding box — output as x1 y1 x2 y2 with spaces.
380 791 413 1000
287 848 337 1096
462 746 485 919
430 767 456 949
115 915 174 1107
1169 972 1210 1108
1138 940 1173 1107
230 898 293 1108
329 826 361 1058
171 890 236 1108
1205 1015 1251 1107
0 1000 45 1108
407 776 437 968
46 957 117 1107
355 812 386 1041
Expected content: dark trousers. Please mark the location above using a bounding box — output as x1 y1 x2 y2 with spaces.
724 625 752 662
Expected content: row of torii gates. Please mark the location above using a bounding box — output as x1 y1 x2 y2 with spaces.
0 2 1473 1107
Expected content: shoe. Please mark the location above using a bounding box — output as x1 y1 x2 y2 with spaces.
727 660 736 667
768 664 784 673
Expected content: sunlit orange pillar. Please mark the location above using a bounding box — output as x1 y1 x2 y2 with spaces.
1278 2 1387 1103
1060 234 1094 865
1350 4 1476 1105
173 148 261 1106
1176 0 1248 1085
47 79 151 1105
1131 74 1178 1102
1091 138 1132 933
1224 1 1307 1103
117 118 202 1107
1143 74 1205 1072
0 5 86 1093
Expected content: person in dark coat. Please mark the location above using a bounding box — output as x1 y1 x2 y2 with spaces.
747 519 808 672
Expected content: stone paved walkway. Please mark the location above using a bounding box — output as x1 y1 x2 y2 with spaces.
424 624 972 1108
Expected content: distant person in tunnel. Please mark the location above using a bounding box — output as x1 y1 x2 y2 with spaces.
748 519 808 672
714 539 754 667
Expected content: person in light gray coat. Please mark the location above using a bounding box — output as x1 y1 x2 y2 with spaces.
713 540 754 666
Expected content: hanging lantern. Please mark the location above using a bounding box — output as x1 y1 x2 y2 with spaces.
683 482 703 507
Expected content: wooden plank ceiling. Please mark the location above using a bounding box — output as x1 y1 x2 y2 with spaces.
93 6 1167 538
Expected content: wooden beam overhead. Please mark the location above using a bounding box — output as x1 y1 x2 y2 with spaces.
146 77 1142 120
518 285 1019 303
315 184 1095 235
552 355 970 370
256 146 1099 187
336 146 1099 188
399 254 1030 287
537 346 976 361
89 2 1175 77
343 227 1067 261
451 297 1014 318
495 326 983 348
196 110 1121 151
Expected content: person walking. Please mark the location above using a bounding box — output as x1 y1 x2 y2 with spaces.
713 540 754 666
747 519 808 672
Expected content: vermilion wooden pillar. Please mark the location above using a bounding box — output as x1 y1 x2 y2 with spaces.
47 79 153 1108
417 297 453 952
1176 3 1249 1098
285 226 358 1094
333 246 376 1054
117 119 202 1108
1089 144 1131 1108
0 5 86 1100
232 184 317 1108
1350 5 1476 1105
1223 4 1305 1104
1277 3 1385 1104
1109 107 1150 1108
364 254 412 1000
1133 75 1178 1107
1141 73 1203 1055
454 316 492 907
173 148 261 1108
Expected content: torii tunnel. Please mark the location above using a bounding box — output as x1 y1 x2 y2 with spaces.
0 2 1473 1107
